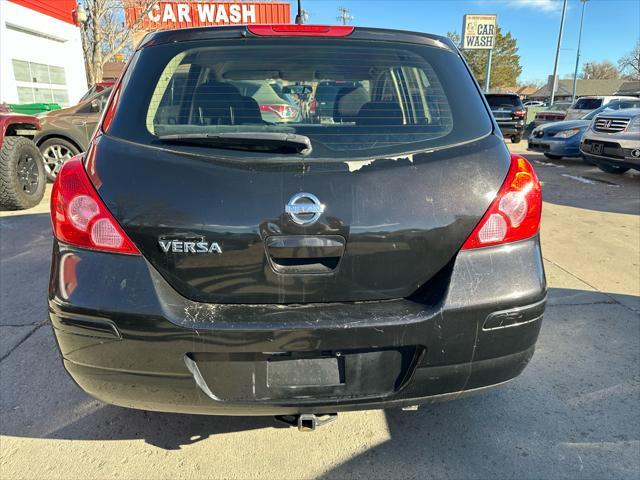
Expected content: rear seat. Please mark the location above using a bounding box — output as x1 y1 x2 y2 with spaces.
356 101 404 126
192 81 262 125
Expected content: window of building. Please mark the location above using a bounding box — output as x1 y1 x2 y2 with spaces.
12 60 70 106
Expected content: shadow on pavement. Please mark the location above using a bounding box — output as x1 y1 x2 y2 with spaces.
0 212 51 254
0 213 52 327
1 288 638 479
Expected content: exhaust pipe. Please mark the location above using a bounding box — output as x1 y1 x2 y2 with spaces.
274 413 337 431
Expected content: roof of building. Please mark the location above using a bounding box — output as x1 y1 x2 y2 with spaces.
487 85 539 97
530 79 629 99
614 81 640 96
516 85 539 96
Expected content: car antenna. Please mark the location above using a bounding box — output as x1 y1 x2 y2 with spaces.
294 0 304 24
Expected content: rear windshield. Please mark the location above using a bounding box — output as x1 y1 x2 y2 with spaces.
485 95 523 109
109 38 492 159
572 98 603 110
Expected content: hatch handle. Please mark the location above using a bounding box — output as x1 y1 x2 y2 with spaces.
265 235 345 274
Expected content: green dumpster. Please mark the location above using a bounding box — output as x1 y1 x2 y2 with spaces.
8 103 61 115
524 106 545 135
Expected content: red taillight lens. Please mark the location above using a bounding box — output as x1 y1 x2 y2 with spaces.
50 157 139 255
248 25 354 37
259 104 299 119
461 154 542 250
513 109 527 117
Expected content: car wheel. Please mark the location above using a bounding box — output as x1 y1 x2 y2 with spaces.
544 153 562 160
511 135 522 144
0 136 46 210
596 161 630 174
40 138 80 181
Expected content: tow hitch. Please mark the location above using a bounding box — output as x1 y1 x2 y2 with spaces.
274 413 338 431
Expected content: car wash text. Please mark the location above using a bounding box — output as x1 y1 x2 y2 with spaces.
462 14 497 50
148 2 255 24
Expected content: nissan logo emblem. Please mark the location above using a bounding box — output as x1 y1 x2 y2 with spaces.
285 192 325 225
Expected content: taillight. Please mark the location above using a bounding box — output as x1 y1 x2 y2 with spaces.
513 109 527 117
50 157 139 255
461 153 542 250
260 104 299 119
248 25 354 37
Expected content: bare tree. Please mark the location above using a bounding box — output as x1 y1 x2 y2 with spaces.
580 60 620 80
79 0 158 85
618 41 640 80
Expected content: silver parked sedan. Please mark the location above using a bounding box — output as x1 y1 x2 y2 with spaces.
580 108 640 174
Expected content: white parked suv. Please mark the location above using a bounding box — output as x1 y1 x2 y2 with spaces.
565 96 638 120
580 108 640 174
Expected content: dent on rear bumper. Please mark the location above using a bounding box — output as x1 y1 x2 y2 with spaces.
49 236 546 414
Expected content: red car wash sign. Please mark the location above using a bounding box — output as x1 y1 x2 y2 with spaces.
125 2 290 29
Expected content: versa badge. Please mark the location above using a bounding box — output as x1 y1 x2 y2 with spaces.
159 239 222 254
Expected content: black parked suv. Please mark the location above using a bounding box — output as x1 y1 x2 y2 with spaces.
485 93 528 143
48 24 545 429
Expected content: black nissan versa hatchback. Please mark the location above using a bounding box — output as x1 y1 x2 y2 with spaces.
49 24 546 429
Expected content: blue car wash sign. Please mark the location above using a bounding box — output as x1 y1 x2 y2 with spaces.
462 14 497 50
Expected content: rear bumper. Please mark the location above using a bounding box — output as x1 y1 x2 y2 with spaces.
580 136 640 169
496 122 524 136
528 137 581 157
49 236 546 415
61 347 536 415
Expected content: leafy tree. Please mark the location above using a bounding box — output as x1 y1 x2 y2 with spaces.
579 61 619 80
618 41 640 80
447 27 522 89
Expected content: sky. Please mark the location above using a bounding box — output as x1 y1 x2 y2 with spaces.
297 0 640 84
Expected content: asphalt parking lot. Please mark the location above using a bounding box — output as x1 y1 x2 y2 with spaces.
1 143 638 479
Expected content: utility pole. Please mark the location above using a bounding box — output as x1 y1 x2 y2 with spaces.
294 0 304 24
337 7 353 25
485 49 493 93
571 0 589 103
550 0 568 106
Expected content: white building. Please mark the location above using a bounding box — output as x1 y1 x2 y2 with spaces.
0 0 87 107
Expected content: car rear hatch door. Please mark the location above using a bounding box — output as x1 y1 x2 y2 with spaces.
91 133 508 304
91 30 506 304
